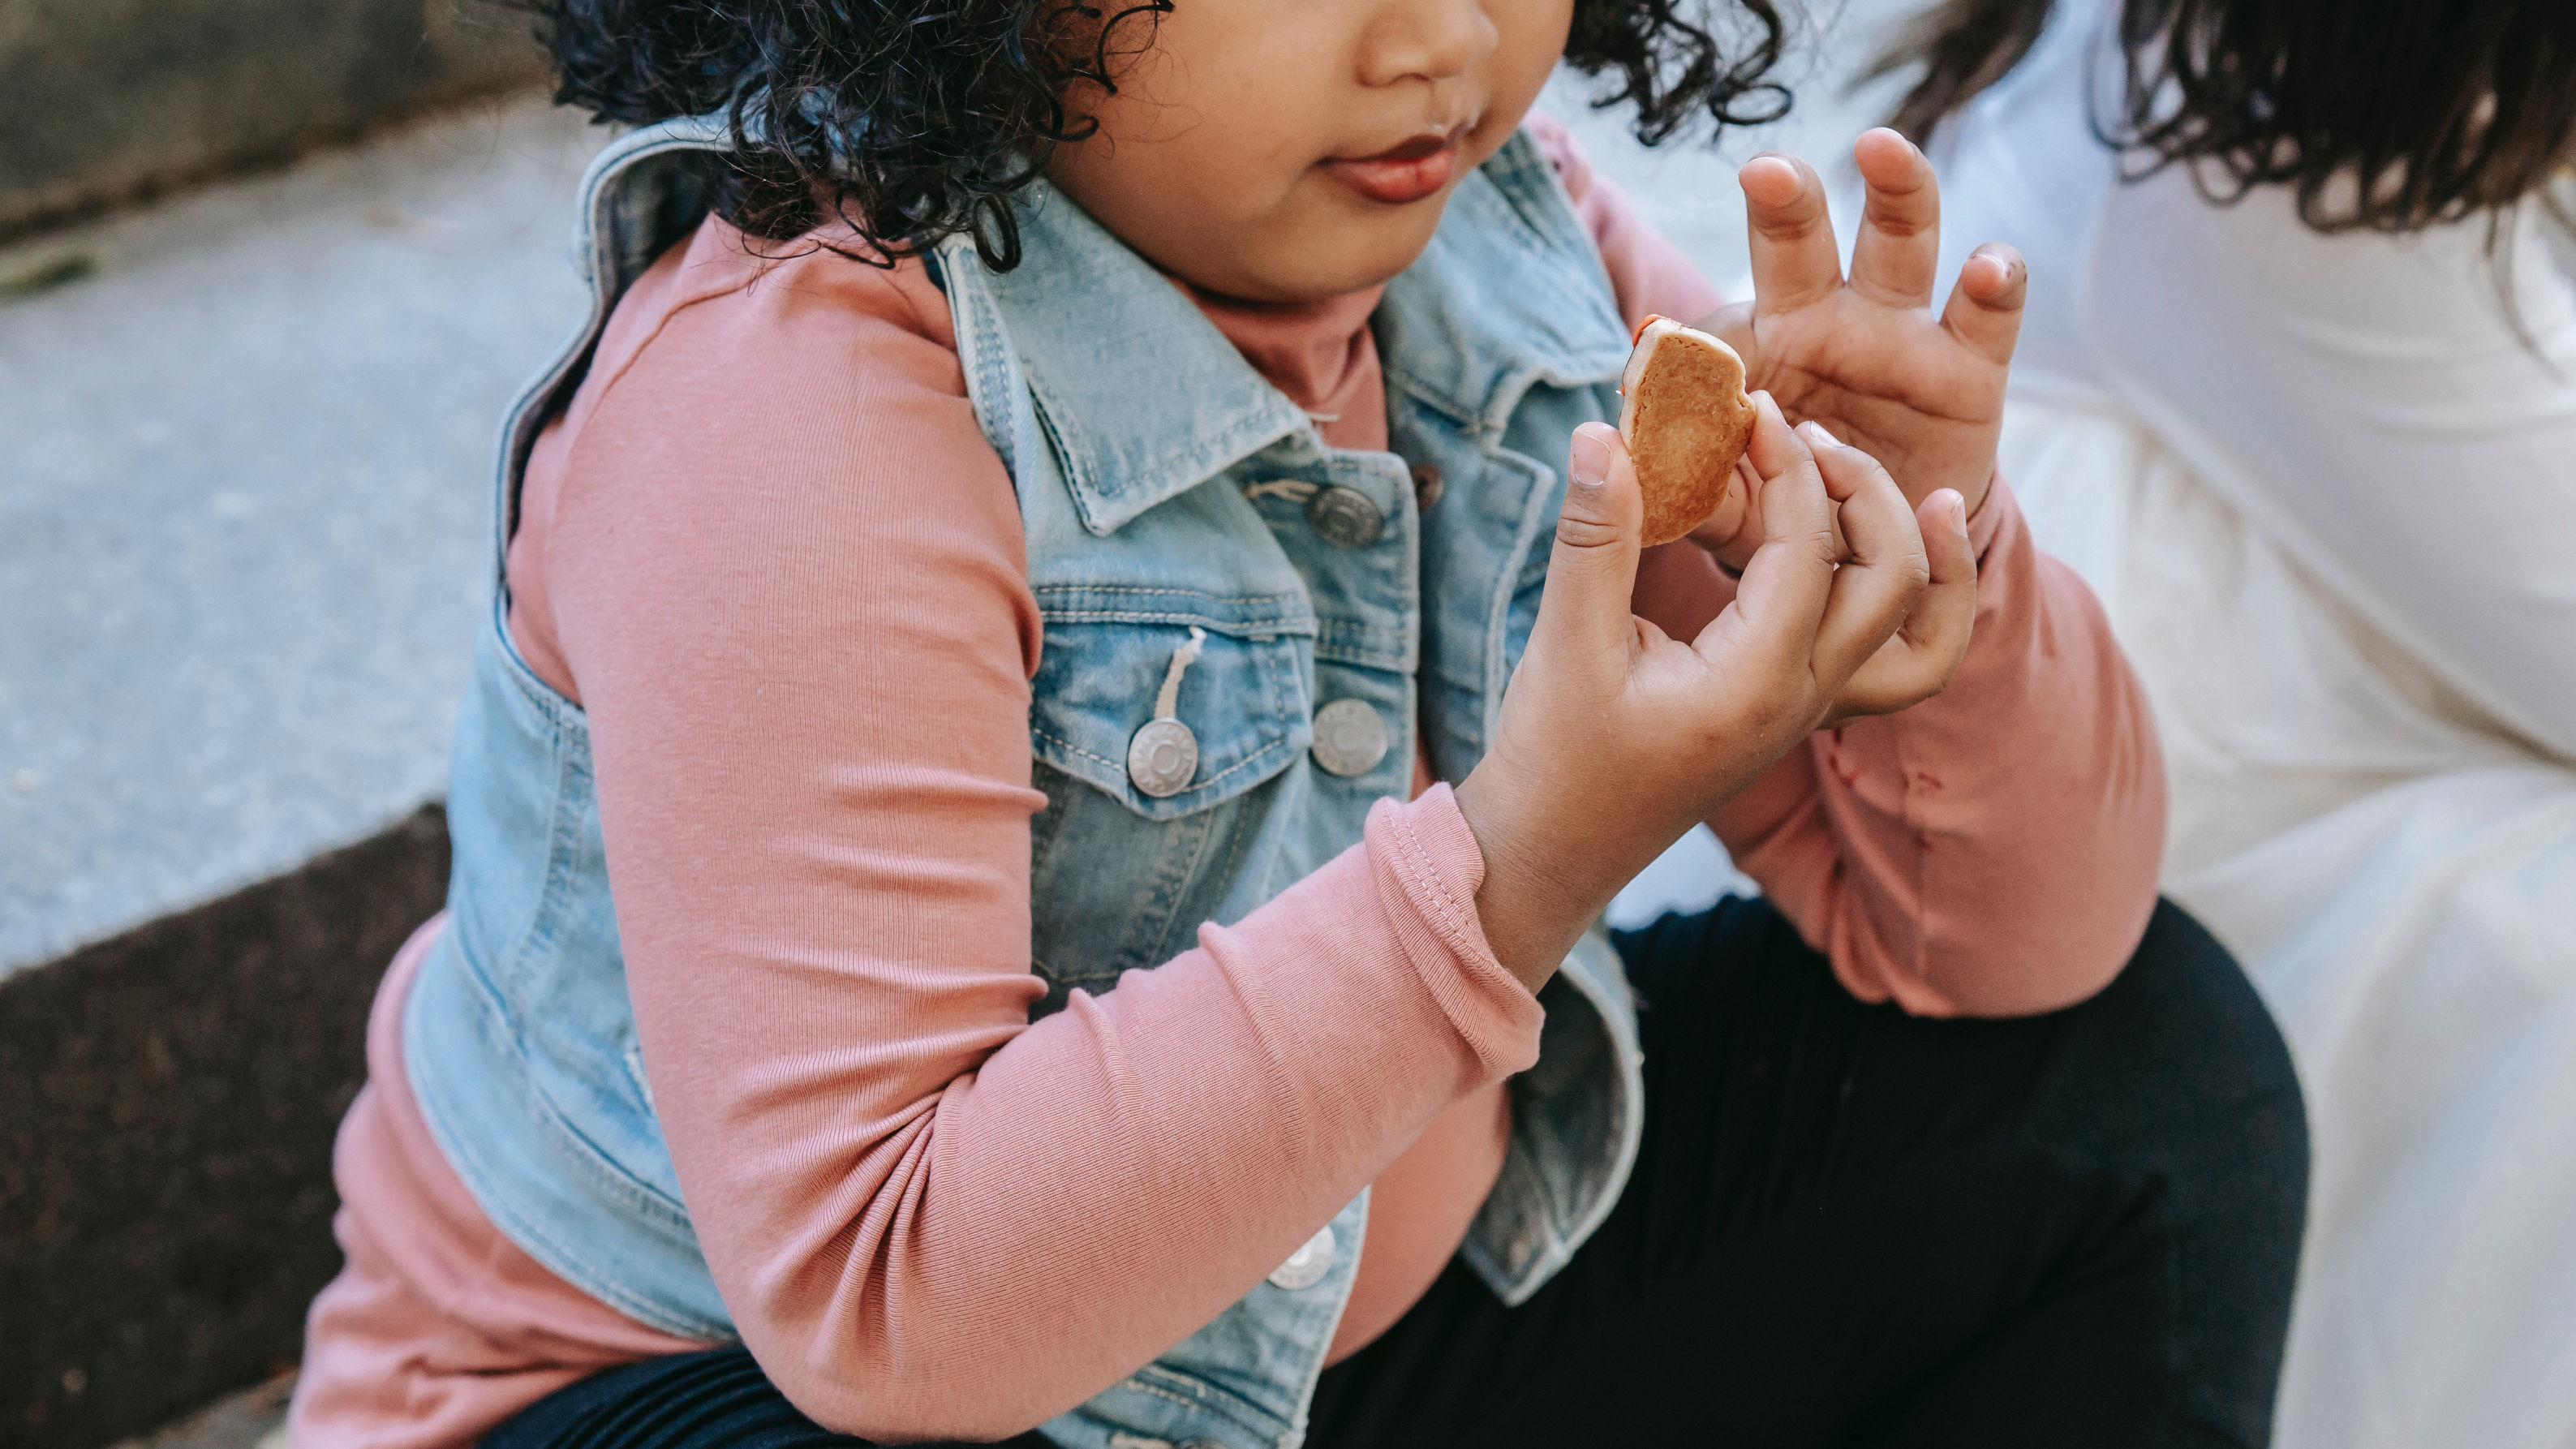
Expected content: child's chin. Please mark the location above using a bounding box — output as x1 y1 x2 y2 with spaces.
1244 208 1449 303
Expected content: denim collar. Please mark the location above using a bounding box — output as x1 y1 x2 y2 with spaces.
975 182 1315 535
978 132 1632 536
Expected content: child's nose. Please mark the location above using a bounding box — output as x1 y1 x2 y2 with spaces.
1354 0 1497 87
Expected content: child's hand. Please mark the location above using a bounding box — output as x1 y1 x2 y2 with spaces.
1453 395 1976 991
1687 127 2023 561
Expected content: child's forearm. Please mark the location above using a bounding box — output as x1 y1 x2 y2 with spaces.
643 789 1535 1441
1701 475 2167 1017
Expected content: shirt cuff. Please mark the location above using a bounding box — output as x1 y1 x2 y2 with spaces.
1365 785 1545 1082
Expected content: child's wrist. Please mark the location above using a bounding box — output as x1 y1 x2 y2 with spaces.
1451 768 1618 995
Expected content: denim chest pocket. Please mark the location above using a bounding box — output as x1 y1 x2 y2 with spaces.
1026 592 1317 1011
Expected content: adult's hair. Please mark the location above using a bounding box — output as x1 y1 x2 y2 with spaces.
531 0 1790 269
1877 0 2576 234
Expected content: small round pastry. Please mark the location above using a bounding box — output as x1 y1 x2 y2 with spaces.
1617 314 1757 547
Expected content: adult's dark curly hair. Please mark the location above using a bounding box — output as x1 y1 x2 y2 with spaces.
1875 0 2576 234
531 0 1790 269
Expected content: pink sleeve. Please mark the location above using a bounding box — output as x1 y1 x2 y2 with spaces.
541 249 1541 1440
1520 118 2162 1013
1525 112 1727 328
1634 477 2167 1017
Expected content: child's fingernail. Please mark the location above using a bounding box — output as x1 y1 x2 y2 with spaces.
1938 488 1967 527
1800 420 1842 449
1569 428 1612 494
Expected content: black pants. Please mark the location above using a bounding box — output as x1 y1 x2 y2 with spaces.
487 897 2309 1449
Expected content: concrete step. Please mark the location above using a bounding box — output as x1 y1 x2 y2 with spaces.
2 92 606 978
103 1375 291 1449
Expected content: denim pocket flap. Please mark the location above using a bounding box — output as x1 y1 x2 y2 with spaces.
1030 596 1314 819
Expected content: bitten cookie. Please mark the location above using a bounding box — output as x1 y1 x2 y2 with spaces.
1617 315 1757 547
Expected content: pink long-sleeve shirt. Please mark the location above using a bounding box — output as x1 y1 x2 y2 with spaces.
292 119 2164 1447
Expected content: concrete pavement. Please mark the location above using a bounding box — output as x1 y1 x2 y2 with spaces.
2 94 607 976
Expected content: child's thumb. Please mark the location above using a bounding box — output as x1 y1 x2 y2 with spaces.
1533 423 1645 657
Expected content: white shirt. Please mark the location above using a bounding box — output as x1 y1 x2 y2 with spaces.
1928 3 2576 1445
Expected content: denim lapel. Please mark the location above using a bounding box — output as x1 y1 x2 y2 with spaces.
976 182 1314 536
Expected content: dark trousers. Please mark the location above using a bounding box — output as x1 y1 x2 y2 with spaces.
487 896 2309 1449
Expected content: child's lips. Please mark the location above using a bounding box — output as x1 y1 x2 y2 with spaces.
1324 129 1465 205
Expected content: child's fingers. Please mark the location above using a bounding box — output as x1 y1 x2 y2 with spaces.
1938 243 2028 368
1694 300 1760 377
1899 486 1978 671
1847 128 1942 311
1693 394 1835 666
1740 393 1838 561
1684 456 1756 560
1740 154 1845 316
1803 426 1931 685
1530 422 1648 664
1831 488 1978 718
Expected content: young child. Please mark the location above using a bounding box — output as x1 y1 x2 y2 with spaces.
290 0 2306 1445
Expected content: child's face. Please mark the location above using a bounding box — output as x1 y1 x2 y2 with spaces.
1048 0 1576 303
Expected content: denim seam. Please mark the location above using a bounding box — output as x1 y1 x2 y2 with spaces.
1042 611 1311 631
1116 1365 1288 1446
1028 724 1126 776
1197 734 1297 787
1034 586 1308 603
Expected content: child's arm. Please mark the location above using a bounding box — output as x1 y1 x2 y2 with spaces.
1636 476 2165 1016
1546 122 2164 1014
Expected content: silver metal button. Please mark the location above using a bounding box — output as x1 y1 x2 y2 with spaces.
1305 485 1384 548
1267 1223 1337 1290
1127 718 1198 798
1310 699 1389 778
1409 462 1443 511
1129 627 1208 798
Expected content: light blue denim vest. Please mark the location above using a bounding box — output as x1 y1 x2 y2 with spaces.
406 115 1646 1449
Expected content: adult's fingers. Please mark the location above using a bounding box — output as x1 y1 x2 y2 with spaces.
1740 154 1843 316
1803 424 1930 686
1938 243 2028 368
1847 128 1941 310
1529 422 1648 664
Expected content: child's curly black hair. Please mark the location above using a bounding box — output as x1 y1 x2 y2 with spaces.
533 0 1789 269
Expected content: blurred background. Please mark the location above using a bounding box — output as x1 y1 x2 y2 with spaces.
0 0 2385 1444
